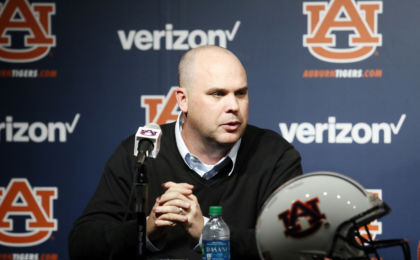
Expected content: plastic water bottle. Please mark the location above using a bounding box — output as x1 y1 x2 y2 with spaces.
202 206 230 260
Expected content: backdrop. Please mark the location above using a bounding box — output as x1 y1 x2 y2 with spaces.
1 0 419 259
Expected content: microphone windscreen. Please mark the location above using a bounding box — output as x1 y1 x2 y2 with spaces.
134 123 162 158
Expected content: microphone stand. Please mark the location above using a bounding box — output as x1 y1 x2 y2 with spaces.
135 149 150 260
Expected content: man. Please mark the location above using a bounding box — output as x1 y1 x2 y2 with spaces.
68 46 302 259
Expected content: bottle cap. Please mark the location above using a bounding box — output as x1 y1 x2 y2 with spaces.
209 206 222 216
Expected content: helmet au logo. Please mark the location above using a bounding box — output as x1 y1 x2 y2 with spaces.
0 178 57 246
303 0 382 63
278 198 326 238
0 0 56 63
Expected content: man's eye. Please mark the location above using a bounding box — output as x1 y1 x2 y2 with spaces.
212 92 224 97
236 90 247 96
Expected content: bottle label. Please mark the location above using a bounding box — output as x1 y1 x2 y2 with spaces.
202 240 230 260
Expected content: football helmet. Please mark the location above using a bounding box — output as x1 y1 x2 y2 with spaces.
255 171 410 260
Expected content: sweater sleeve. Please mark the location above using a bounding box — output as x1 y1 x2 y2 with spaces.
68 140 139 260
259 145 303 208
230 145 303 259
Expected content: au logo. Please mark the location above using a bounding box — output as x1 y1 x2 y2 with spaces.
303 0 382 63
278 198 326 238
360 189 382 241
0 0 56 63
140 129 158 136
141 87 180 125
0 178 57 246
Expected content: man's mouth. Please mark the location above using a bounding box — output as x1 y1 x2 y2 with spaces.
222 121 241 131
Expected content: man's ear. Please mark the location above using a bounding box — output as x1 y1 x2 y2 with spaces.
175 87 188 113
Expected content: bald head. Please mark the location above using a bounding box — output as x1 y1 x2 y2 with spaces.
175 45 249 159
178 45 246 91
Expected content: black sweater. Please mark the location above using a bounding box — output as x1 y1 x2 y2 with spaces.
68 123 302 260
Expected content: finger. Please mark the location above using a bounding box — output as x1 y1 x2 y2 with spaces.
158 199 191 209
162 184 194 197
154 219 176 227
164 187 193 196
158 192 192 204
156 213 188 223
185 194 200 207
187 194 198 202
162 182 194 190
154 205 188 215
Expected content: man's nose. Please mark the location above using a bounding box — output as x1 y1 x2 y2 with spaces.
225 94 239 113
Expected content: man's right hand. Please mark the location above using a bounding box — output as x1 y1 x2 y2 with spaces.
146 182 194 242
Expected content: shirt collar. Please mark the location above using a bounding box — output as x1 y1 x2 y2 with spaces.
175 113 240 177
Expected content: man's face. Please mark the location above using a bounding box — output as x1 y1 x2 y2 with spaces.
183 52 249 147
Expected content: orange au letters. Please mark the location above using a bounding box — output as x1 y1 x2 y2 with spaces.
141 87 180 125
303 0 382 63
0 0 56 62
0 179 57 246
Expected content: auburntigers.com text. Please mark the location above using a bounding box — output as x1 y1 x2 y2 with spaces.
0 70 57 78
0 253 57 260
302 69 382 78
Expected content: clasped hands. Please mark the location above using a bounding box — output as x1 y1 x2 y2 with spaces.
146 182 204 242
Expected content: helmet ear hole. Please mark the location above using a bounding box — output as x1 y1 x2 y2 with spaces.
255 171 411 260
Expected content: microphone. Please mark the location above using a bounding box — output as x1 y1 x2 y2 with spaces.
134 123 162 164
132 123 161 259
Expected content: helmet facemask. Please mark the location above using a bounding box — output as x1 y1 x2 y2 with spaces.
329 199 411 260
